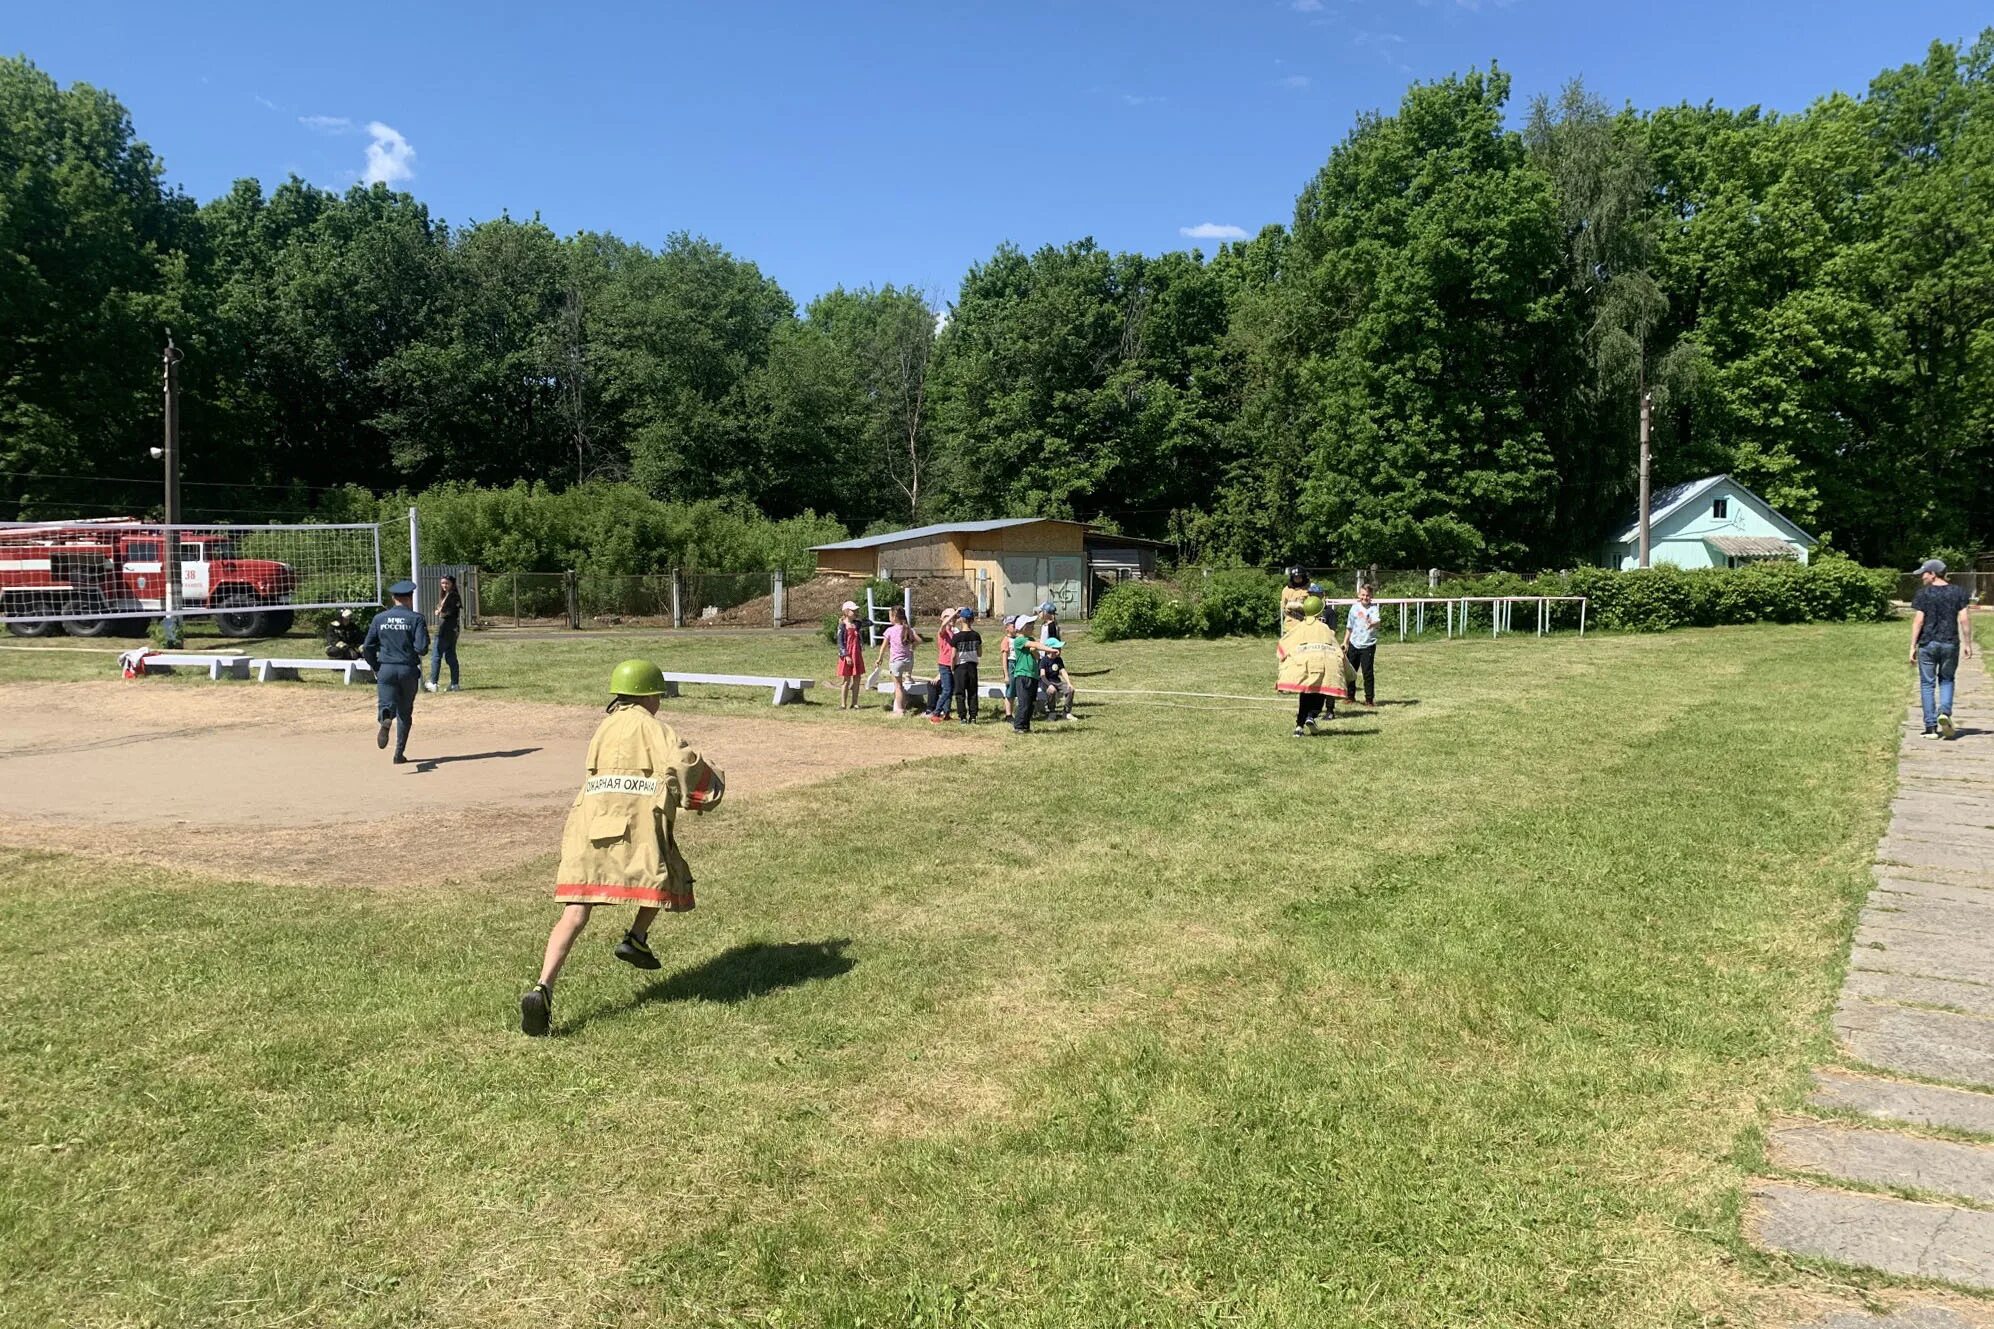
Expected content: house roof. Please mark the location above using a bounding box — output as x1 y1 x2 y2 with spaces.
1707 535 1801 558
811 518 1085 553
1609 474 1817 547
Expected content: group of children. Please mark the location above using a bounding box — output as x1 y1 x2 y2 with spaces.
833 598 1076 731
1277 568 1383 737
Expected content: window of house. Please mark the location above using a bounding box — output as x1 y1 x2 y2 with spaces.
1712 498 1729 519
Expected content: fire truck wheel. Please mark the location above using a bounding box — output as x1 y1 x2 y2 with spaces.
213 594 269 638
263 609 296 635
58 599 113 637
5 616 55 638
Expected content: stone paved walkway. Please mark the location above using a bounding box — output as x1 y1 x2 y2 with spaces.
1752 643 1994 1326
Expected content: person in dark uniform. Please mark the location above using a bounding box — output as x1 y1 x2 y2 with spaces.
324 609 364 661
362 579 429 764
426 574 462 693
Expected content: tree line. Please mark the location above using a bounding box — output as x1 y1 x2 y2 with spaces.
2 35 1988 569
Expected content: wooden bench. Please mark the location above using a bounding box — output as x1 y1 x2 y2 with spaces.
251 657 376 685
129 652 252 681
658 672 814 706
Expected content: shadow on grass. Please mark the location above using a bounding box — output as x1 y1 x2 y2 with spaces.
1369 698 1421 707
571 940 857 1031
412 747 541 771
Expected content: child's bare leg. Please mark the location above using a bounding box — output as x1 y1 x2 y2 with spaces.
537 904 593 987
629 905 660 939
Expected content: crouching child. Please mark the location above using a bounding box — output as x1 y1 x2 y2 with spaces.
520 658 725 1036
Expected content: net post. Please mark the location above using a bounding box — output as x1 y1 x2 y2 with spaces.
407 507 421 615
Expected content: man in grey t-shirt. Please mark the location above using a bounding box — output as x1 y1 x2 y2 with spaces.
1909 558 1975 739
1344 584 1382 707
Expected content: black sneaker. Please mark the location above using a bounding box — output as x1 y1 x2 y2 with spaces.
520 983 551 1037
392 753 408 764
376 719 391 749
614 931 661 970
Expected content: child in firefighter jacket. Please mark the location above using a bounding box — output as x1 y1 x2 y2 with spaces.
1276 595 1347 737
520 658 724 1036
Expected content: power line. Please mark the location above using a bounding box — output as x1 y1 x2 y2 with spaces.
0 468 365 494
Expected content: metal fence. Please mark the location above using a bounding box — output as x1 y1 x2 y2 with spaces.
1896 569 1987 604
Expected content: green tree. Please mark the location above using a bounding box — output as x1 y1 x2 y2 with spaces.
1272 68 1571 567
603 233 794 505
0 57 192 516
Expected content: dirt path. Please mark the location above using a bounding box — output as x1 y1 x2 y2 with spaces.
0 681 977 887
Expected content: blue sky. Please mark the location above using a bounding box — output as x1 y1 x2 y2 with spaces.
12 1 1988 305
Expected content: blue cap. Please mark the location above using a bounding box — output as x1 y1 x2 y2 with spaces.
1306 582 1324 595
959 607 975 620
1038 601 1056 615
1043 636 1064 650
388 579 417 597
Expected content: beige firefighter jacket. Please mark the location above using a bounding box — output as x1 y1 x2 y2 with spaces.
1276 616 1350 697
553 704 724 909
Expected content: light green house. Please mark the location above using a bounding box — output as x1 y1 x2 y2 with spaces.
1603 474 1817 570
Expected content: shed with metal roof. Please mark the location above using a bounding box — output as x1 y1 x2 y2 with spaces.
812 518 1091 618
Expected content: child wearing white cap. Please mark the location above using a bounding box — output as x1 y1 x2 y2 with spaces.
834 600 865 710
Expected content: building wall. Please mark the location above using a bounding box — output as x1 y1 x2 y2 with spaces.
1608 480 1814 569
875 534 966 576
815 548 878 577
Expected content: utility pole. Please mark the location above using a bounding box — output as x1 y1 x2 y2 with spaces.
161 335 184 647
1637 388 1653 570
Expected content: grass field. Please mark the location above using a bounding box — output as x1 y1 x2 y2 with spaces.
0 621 1917 1326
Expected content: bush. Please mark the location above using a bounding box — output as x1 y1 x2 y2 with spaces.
1560 558 1892 631
1194 567 1281 638
1092 581 1194 642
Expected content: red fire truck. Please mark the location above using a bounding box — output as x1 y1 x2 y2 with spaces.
0 520 299 639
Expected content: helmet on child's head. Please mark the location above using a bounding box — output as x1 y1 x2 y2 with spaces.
608 658 668 698
1302 596 1324 618
1286 566 1306 586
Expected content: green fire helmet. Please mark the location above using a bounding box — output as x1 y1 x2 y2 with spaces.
608 658 667 697
1302 595 1324 618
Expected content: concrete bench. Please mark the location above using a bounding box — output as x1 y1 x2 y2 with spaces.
251 657 376 684
129 652 252 681
659 672 814 706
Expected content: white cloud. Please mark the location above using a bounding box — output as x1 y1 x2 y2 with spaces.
1121 93 1166 106
1180 222 1249 241
1279 74 1311 89
1354 31 1412 71
363 121 416 186
299 114 354 133
1291 0 1324 9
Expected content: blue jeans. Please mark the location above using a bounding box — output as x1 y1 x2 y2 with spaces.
933 663 955 718
430 623 460 686
1918 641 1959 730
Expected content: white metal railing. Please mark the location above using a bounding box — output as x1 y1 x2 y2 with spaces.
1320 595 1589 641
